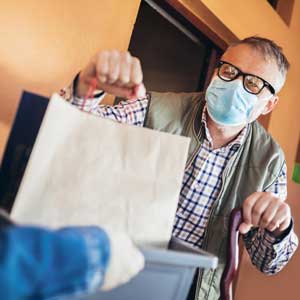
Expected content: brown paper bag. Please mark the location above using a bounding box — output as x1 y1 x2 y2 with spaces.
11 93 190 248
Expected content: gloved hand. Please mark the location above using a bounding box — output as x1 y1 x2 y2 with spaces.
101 228 145 291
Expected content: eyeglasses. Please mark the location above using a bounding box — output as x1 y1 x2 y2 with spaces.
217 61 275 95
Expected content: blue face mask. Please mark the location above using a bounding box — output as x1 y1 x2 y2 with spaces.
205 77 258 126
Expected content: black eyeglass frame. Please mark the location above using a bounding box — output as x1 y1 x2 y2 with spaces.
217 61 276 95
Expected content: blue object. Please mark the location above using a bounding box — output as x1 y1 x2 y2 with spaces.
0 224 110 300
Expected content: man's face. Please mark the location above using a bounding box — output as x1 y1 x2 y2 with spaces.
213 44 282 123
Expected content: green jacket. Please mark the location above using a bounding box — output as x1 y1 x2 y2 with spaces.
144 91 285 300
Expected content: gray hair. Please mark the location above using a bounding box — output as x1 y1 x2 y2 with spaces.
230 36 289 90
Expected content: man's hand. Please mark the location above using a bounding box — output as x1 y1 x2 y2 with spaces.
239 192 291 237
76 50 146 100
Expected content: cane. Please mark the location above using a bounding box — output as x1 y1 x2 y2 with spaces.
220 208 243 300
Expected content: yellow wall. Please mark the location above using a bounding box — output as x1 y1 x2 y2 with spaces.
0 1 299 299
0 0 141 158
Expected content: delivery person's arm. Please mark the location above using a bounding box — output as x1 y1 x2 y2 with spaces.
0 217 144 300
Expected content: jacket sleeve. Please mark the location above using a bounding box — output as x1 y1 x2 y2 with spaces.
243 221 298 274
0 225 110 300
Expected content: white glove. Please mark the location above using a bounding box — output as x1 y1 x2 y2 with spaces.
101 228 145 291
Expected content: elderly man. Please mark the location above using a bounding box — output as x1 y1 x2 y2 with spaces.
62 36 298 299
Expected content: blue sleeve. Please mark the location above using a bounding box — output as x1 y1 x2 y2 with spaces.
0 225 110 300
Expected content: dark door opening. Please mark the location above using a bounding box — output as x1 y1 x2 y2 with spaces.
128 0 222 93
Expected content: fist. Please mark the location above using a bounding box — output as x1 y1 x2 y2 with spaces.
239 192 291 237
76 50 146 100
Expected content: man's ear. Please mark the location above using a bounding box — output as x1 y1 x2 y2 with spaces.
261 95 279 115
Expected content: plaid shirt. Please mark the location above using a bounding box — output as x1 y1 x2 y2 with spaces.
61 86 298 275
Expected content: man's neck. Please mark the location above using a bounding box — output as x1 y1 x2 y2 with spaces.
206 114 245 149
